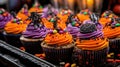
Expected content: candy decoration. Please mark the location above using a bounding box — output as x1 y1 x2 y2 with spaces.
115 23 120 27
39 6 43 8
71 63 77 67
71 21 76 26
64 11 68 14
0 10 3 14
64 63 70 67
50 18 55 22
75 23 79 27
83 12 87 15
53 30 57 34
59 30 64 34
13 19 17 22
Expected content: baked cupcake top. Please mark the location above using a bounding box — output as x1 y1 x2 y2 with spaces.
76 13 108 50
4 12 27 34
17 4 30 21
76 9 91 22
0 8 13 29
103 16 120 38
22 12 48 39
44 18 73 46
29 1 43 13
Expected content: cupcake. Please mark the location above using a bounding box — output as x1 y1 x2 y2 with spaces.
73 13 109 67
20 12 49 54
41 17 75 64
4 12 27 48
99 10 120 59
67 15 80 39
0 8 13 40
76 9 91 22
29 0 43 13
17 4 30 23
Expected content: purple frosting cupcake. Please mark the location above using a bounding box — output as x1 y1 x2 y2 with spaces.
20 12 49 54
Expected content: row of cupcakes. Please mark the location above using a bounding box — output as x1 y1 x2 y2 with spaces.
0 2 120 66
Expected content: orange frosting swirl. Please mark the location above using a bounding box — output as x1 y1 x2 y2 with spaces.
76 14 90 22
103 26 120 38
4 19 27 34
76 38 108 50
45 32 73 46
41 18 66 30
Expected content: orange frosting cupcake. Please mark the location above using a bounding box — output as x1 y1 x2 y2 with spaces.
76 9 91 22
45 32 73 46
4 18 27 34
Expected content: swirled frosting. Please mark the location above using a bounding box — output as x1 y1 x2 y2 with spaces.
45 32 73 46
22 22 48 39
0 10 13 29
4 18 27 34
76 38 108 50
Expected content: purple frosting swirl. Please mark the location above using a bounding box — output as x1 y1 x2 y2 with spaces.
77 20 103 39
67 24 79 38
22 23 49 39
41 7 58 18
0 13 13 29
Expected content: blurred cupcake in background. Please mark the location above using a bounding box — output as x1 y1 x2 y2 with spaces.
29 0 43 13
0 8 13 40
41 5 58 29
73 13 109 67
76 9 92 22
3 12 27 48
101 13 120 59
41 17 75 64
17 4 30 24
20 12 49 54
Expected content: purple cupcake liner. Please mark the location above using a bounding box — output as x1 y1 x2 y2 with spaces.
41 42 75 64
20 38 43 54
73 47 109 67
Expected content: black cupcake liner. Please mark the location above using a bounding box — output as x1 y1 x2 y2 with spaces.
109 38 120 59
20 37 43 54
3 32 22 48
41 42 75 64
73 47 109 67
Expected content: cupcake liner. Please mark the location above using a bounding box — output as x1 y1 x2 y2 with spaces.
3 32 22 48
20 36 43 54
41 42 75 64
73 47 109 67
109 38 120 58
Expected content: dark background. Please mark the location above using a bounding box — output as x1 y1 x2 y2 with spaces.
0 0 118 13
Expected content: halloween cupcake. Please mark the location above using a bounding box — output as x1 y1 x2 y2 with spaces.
73 14 109 67
76 9 91 22
29 0 43 13
4 12 27 48
17 4 30 24
20 12 49 54
41 17 75 64
0 8 13 40
99 10 120 59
